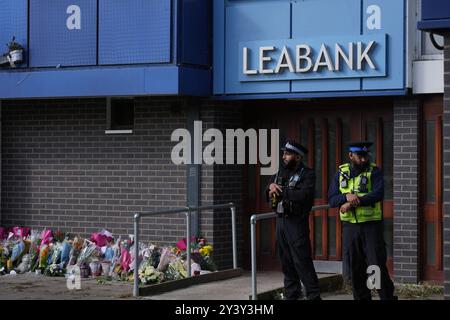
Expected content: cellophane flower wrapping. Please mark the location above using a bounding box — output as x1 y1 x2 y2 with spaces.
29 230 41 272
76 240 97 266
68 236 83 266
38 244 49 270
164 258 188 281
60 240 72 267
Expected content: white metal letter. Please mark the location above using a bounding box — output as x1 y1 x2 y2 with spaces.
243 47 258 75
259 46 275 74
335 43 354 71
296 45 312 72
275 46 294 74
313 44 334 72
357 41 376 70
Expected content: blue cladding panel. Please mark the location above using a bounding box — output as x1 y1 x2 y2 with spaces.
0 0 28 67
422 0 450 21
181 0 210 66
225 3 290 94
291 0 361 92
30 0 97 67
0 67 178 98
362 0 405 90
213 0 225 94
99 0 171 65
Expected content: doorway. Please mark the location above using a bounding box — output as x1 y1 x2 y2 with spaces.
242 99 394 272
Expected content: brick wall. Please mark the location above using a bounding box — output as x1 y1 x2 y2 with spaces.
1 97 245 271
444 32 450 299
200 102 244 269
393 98 420 284
1 97 188 245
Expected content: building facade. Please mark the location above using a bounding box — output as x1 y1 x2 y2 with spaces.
0 0 448 298
418 0 450 299
212 0 447 291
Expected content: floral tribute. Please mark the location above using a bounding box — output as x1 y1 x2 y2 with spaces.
0 226 217 286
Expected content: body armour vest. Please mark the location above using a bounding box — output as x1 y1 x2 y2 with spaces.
338 163 382 223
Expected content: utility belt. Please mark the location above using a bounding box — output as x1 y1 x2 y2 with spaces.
274 199 309 218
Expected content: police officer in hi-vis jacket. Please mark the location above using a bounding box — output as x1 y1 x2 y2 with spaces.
328 141 397 300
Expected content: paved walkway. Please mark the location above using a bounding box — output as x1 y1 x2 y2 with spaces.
0 271 444 300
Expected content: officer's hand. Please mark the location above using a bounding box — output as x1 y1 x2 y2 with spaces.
269 183 283 197
345 193 360 207
340 202 352 213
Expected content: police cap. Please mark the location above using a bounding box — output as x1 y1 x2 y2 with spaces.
281 140 308 157
348 141 373 155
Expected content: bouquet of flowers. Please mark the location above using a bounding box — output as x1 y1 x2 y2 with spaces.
10 239 25 266
59 239 72 267
198 241 217 272
138 258 164 285
76 240 97 266
177 237 217 272
43 263 65 277
38 244 49 270
28 230 41 272
164 258 187 281
39 229 53 249
108 237 122 277
142 244 161 269
68 236 83 265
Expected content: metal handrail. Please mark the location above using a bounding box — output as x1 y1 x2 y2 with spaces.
133 202 236 297
250 204 330 300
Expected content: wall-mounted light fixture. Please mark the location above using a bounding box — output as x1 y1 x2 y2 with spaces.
0 36 24 67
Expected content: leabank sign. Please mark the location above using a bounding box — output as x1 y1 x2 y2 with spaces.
214 0 406 95
239 34 386 82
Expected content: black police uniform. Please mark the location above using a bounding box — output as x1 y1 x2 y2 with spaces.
265 141 321 300
328 142 396 300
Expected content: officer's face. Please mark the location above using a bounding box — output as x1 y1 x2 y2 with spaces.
282 151 300 167
349 152 369 167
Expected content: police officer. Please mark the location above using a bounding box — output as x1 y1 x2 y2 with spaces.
266 140 321 300
328 142 396 300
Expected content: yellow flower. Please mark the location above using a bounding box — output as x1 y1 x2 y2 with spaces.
200 245 213 256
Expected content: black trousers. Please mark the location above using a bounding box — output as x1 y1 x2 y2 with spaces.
342 220 396 300
276 214 321 300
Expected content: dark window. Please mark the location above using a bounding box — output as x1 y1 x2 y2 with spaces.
426 222 436 265
108 98 134 130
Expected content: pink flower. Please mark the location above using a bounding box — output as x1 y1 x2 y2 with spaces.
176 236 197 251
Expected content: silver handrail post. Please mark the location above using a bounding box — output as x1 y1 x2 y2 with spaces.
186 210 192 278
133 212 141 297
248 205 330 300
250 214 257 300
230 203 237 269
